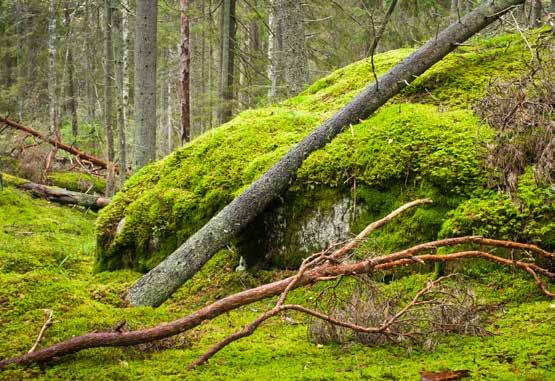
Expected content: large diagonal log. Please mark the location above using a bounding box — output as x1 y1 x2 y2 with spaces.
0 115 111 169
128 0 526 307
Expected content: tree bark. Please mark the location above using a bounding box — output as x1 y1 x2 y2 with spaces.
114 4 127 185
180 0 191 144
267 0 283 100
217 0 237 124
122 0 131 128
280 0 309 96
133 0 158 171
127 0 527 307
63 1 78 137
47 0 59 137
104 0 116 196
0 115 112 169
3 174 110 210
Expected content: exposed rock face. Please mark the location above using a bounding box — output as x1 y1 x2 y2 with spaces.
238 191 355 268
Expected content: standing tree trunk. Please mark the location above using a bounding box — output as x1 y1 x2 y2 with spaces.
180 0 191 143
122 0 131 135
104 0 116 196
114 4 127 185
217 0 237 124
47 0 59 137
280 0 309 96
127 0 528 307
133 0 158 171
531 0 543 27
267 0 282 100
159 50 170 156
63 1 79 137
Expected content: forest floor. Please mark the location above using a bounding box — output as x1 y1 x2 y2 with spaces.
0 186 553 380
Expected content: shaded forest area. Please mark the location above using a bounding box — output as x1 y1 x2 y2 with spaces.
0 0 554 380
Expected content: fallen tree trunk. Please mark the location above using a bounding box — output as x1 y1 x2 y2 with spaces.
3 173 110 210
0 201 552 369
127 0 527 307
0 115 111 170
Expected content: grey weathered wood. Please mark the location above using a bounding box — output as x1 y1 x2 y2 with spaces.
4 175 110 210
127 0 526 307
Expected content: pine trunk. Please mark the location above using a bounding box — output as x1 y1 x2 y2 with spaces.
114 5 127 185
104 0 115 196
48 0 59 137
280 0 309 96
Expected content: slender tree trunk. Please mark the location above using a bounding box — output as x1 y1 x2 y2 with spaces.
531 0 543 27
166 79 173 153
180 0 191 143
159 50 170 156
200 0 207 133
104 0 115 196
267 0 282 100
114 5 127 185
64 1 79 137
218 0 236 124
122 0 131 135
133 0 158 171
48 0 59 137
280 0 309 96
127 0 527 307
208 0 214 129
85 3 96 121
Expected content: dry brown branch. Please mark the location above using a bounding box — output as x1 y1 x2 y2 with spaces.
28 310 53 354
0 201 552 370
0 115 113 170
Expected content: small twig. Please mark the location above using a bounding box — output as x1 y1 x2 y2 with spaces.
28 309 53 354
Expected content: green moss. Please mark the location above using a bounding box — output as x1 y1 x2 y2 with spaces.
1 186 553 380
48 171 106 194
440 169 555 249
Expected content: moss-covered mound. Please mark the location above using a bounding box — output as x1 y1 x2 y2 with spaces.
96 32 551 273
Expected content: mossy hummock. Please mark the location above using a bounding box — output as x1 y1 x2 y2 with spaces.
96 32 547 273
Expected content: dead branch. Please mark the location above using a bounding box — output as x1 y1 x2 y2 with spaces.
3 173 110 210
28 310 53 354
0 202 552 369
0 115 112 170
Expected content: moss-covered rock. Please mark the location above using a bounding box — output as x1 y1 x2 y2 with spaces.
96 32 544 273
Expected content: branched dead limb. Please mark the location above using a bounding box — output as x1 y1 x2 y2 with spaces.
0 115 113 171
190 274 456 368
0 199 552 370
28 310 53 354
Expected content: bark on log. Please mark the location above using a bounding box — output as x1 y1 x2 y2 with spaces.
4 174 110 210
0 115 111 170
127 0 526 307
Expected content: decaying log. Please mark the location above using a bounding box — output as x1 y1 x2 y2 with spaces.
127 0 528 307
0 199 552 370
3 174 110 210
0 115 111 170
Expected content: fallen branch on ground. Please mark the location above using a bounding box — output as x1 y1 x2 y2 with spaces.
28 310 53 354
0 115 112 170
3 173 110 210
0 199 552 370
